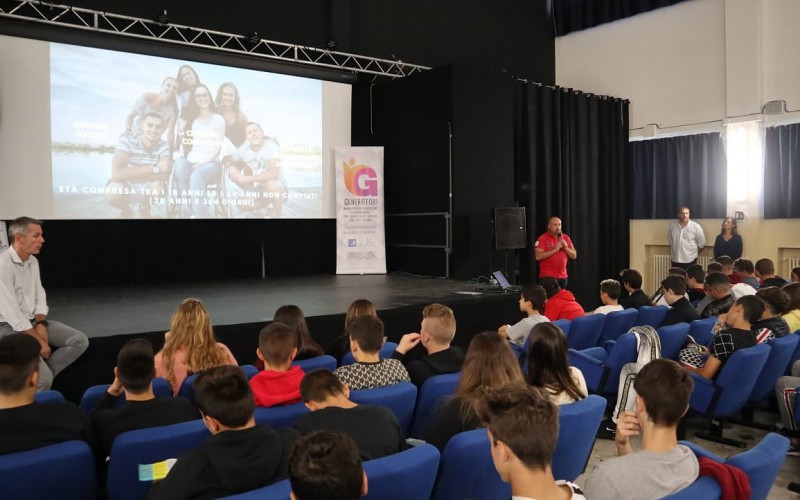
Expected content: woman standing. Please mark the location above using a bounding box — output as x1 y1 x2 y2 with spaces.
713 217 743 261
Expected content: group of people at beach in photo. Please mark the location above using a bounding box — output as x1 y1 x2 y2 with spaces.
106 64 287 219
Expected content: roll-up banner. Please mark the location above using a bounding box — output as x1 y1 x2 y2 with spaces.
334 147 386 274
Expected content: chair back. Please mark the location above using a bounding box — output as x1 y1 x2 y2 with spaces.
410 372 461 438
727 432 790 500
787 329 800 374
341 342 399 366
80 378 173 414
598 334 638 396
177 373 201 404
34 390 65 404
350 382 417 436
217 479 291 499
292 355 337 372
107 420 209 500
687 317 717 347
709 344 770 418
566 314 606 351
552 394 606 481
633 305 669 328
0 440 96 500
253 402 309 428
432 428 509 500
552 318 571 336
598 308 638 344
750 334 800 403
364 443 440 499
657 323 690 360
240 365 259 379
662 476 722 499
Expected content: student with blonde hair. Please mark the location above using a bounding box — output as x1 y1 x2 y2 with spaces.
155 298 237 395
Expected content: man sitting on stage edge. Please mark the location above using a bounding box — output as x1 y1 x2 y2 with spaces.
333 315 410 391
146 365 299 499
90 339 199 457
498 285 549 348
0 333 93 455
250 322 305 407
392 303 465 387
584 359 698 500
0 217 89 391
294 369 405 460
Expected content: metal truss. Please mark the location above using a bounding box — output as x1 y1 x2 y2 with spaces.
0 0 431 78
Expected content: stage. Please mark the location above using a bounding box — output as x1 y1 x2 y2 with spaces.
48 274 520 402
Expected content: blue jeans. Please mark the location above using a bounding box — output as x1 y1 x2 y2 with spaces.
174 158 221 218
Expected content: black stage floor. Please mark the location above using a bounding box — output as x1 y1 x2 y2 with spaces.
49 275 520 402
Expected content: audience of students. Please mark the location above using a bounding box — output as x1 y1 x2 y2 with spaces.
392 303 465 387
288 430 367 500
0 333 93 455
698 272 735 319
250 322 304 407
476 383 586 499
293 369 405 460
661 275 700 326
584 359 698 499
653 267 687 305
146 365 298 499
619 269 651 309
752 287 791 343
91 339 198 457
734 258 761 290
716 255 741 284
590 279 624 315
526 323 586 405
540 277 586 321
424 331 524 451
328 299 379 363
155 298 238 395
686 264 706 303
333 315 409 390
498 285 549 347
273 305 324 361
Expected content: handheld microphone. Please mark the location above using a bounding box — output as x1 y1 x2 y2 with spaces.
557 231 562 238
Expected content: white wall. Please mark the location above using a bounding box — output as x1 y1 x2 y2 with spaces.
555 0 800 135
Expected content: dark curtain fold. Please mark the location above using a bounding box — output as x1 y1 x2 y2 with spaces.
630 133 727 219
553 0 691 36
515 84 630 309
764 123 800 218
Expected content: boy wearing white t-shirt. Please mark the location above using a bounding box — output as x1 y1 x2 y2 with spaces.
499 285 549 347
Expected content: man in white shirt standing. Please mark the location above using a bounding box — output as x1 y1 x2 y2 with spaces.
0 217 88 391
668 207 706 269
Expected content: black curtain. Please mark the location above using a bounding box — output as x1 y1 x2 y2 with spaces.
553 0 691 36
630 133 727 219
764 123 800 218
515 83 630 309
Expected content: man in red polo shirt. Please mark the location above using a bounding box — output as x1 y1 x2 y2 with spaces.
535 217 577 289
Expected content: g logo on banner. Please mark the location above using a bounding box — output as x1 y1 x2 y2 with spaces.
343 159 378 197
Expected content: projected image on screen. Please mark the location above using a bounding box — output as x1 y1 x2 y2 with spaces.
50 44 323 219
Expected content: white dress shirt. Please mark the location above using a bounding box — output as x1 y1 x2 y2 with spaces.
0 246 48 331
667 220 705 263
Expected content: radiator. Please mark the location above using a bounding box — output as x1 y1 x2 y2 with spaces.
651 255 713 291
789 257 800 273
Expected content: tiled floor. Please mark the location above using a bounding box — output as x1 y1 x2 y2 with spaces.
576 412 800 499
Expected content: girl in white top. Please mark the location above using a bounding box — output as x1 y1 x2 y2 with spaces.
526 322 587 405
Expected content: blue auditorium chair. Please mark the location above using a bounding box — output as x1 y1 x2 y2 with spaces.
687 316 717 347
432 428 508 500
240 364 259 379
350 381 417 436
552 318 572 336
34 389 66 404
177 373 201 404
0 440 96 500
657 322 690 360
362 443 439 499
340 342 399 366
632 305 668 328
568 334 637 396
253 402 309 428
598 308 638 344
681 432 790 500
688 344 770 447
217 479 291 499
742 334 800 422
80 377 173 413
292 354 337 372
107 420 210 500
565 314 606 351
552 394 606 481
410 372 461 438
786 328 800 374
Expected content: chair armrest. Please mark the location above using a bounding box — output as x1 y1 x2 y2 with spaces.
569 349 607 393
688 373 720 416
601 339 617 352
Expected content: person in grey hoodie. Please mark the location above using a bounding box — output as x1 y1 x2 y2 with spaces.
146 365 298 500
